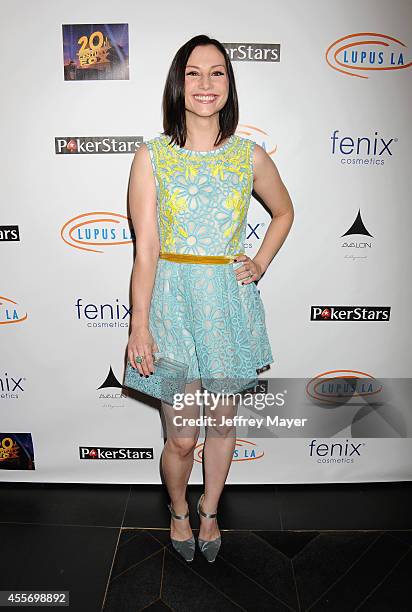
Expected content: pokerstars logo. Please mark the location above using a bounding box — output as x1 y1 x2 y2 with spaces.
224 42 280 62
308 439 366 463
61 212 134 253
55 136 142 154
79 446 154 460
330 130 398 165
0 226 20 241
325 32 412 78
0 295 28 325
194 438 264 464
310 306 390 321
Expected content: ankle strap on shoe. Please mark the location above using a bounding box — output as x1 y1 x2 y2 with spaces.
168 502 189 520
199 493 217 519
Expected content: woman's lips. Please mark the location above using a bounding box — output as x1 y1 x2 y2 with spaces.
193 95 219 104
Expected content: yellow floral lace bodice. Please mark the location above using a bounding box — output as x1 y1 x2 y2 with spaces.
145 133 255 256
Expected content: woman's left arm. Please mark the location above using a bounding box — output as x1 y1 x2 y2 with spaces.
253 144 295 276
235 144 294 284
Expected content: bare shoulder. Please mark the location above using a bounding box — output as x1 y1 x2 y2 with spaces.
251 142 278 182
131 141 151 169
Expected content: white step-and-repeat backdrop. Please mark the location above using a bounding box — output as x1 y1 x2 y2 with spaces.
1 0 411 483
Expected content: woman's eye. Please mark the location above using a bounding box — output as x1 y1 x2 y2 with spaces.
185 71 225 76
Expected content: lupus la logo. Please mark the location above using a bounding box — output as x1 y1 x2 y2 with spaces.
61 212 134 253
235 125 277 156
306 369 382 406
194 438 264 463
308 439 366 463
0 296 28 325
326 32 412 78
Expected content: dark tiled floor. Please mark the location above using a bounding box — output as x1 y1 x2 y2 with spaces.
0 482 410 611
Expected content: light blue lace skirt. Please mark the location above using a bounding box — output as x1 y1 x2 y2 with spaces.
148 258 274 394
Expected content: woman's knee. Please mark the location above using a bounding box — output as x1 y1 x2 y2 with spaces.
167 435 199 456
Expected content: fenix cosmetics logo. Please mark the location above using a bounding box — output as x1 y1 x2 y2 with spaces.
224 42 280 62
0 295 28 325
308 439 365 463
194 438 264 464
331 130 398 165
311 306 390 321
61 212 134 253
0 372 26 399
326 32 412 78
75 298 131 328
80 446 154 460
55 136 142 154
0 226 20 241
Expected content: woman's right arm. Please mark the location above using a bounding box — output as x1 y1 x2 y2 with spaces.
127 143 160 376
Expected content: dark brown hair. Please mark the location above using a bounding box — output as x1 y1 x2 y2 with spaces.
162 34 239 148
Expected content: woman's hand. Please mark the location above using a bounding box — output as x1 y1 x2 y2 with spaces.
127 325 159 376
233 254 265 285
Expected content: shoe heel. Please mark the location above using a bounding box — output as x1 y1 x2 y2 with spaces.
168 501 195 562
196 493 221 563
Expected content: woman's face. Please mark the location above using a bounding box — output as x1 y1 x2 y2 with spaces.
184 44 229 118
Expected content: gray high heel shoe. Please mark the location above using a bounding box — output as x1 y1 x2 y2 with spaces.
168 501 195 562
196 493 221 563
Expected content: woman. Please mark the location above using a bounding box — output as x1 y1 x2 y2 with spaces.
127 34 294 563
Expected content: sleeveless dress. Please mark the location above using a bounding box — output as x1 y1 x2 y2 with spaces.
144 132 274 394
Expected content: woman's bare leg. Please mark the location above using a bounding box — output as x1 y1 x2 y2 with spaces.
200 391 239 539
161 379 202 541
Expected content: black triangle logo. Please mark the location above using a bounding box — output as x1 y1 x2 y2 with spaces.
97 366 123 390
341 209 373 237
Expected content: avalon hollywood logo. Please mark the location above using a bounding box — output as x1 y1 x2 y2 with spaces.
61 212 134 253
341 209 374 260
326 32 412 78
194 438 264 464
97 366 128 408
55 136 142 154
0 296 28 325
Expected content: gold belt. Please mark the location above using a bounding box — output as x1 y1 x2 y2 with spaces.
159 252 244 264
